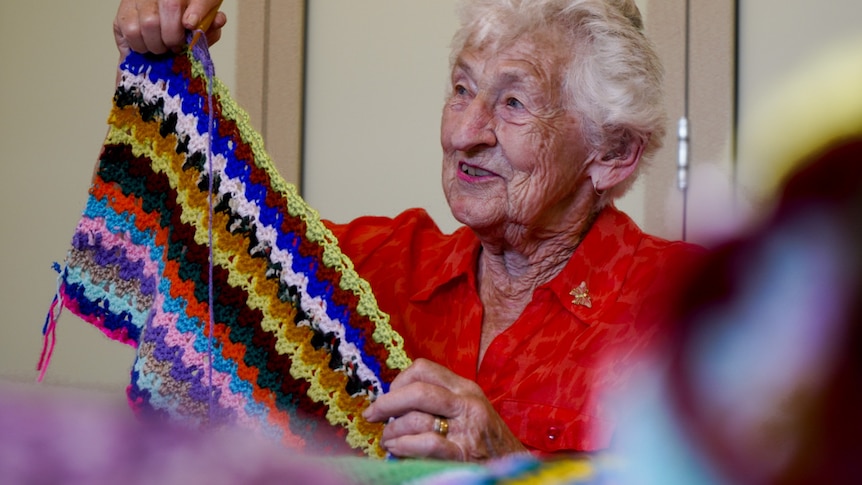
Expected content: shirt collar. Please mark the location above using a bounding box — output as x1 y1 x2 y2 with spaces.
410 226 481 302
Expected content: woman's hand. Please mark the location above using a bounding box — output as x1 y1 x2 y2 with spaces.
363 358 528 462
113 0 227 59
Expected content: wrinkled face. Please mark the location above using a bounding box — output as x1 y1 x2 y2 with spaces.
441 32 594 236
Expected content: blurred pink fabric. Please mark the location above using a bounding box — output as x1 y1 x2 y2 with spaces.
0 382 351 485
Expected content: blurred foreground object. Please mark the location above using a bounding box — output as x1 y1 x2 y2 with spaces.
0 382 350 485
666 34 862 484
1 382 621 484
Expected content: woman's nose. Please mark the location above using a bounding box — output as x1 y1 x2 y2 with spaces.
448 98 497 152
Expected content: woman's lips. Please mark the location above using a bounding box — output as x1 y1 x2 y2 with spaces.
459 161 495 178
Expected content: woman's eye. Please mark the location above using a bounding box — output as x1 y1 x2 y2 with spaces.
506 97 524 109
454 84 468 96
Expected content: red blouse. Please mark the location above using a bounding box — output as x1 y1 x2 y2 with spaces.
325 206 700 453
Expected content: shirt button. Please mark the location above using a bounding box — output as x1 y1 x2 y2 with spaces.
547 426 561 441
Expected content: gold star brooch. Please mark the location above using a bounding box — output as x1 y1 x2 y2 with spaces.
570 281 592 308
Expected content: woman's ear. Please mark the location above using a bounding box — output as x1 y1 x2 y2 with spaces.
587 134 647 191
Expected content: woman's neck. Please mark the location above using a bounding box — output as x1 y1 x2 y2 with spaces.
477 205 599 293
474 208 599 364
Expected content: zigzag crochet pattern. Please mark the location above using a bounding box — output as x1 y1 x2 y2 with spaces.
44 41 411 458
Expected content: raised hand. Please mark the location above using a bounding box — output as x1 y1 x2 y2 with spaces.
113 0 226 58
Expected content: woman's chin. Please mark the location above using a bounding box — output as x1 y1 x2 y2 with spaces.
449 203 500 232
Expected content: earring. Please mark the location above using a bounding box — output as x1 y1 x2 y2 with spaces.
593 178 604 197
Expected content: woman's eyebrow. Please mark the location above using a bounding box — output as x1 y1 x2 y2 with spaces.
498 70 531 85
452 59 474 78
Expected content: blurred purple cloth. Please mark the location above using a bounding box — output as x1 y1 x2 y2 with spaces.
0 382 350 485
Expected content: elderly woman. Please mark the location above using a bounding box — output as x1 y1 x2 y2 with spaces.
114 0 699 462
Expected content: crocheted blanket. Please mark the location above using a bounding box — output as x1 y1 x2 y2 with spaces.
43 42 410 458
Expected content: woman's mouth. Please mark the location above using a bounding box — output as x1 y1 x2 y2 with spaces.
459 162 494 177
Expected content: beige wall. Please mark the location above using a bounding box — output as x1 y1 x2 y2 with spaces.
0 1 237 389
303 1 462 233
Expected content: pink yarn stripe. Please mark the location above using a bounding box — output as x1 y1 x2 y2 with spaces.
36 296 60 382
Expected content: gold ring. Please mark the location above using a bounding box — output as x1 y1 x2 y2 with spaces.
432 417 449 437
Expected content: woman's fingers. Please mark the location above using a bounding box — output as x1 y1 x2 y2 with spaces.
380 411 436 439
364 381 459 423
113 0 225 57
389 358 479 393
382 431 465 461
182 0 228 37
136 1 172 54
156 0 186 52
379 411 464 460
114 0 143 58
377 382 439 418
194 10 227 48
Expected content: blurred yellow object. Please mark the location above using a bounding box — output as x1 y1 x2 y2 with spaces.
739 34 862 202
